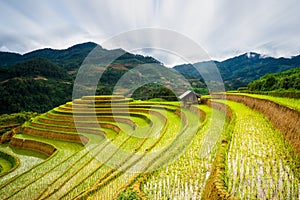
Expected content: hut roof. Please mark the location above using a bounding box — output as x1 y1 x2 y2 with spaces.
179 90 193 100
179 90 200 99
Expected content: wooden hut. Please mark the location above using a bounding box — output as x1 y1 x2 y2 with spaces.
178 90 201 104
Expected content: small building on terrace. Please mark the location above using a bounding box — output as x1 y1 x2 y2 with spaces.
178 90 201 104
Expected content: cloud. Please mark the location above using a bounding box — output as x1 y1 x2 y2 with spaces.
0 0 300 64
203 0 300 60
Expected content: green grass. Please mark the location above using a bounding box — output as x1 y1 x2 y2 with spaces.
0 156 12 173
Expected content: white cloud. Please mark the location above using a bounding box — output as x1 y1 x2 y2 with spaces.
0 0 300 64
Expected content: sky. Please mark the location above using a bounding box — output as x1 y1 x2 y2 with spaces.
0 0 300 66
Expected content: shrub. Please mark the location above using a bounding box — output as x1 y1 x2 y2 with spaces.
117 189 141 200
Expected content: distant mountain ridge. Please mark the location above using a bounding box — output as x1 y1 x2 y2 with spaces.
173 52 300 89
0 42 97 69
0 42 161 70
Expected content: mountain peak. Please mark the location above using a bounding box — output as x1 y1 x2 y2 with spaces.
245 52 260 59
67 42 98 50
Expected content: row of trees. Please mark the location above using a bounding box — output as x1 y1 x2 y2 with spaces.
132 84 177 101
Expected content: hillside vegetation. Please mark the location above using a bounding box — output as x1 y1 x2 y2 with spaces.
248 66 300 91
0 43 161 114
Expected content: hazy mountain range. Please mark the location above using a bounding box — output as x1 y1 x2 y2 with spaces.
173 52 300 89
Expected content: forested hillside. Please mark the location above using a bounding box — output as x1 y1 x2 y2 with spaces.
0 43 161 114
248 66 300 91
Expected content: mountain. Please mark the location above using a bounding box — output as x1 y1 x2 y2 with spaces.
0 42 161 71
0 42 161 114
0 52 23 67
0 42 97 69
173 52 300 90
2 42 299 114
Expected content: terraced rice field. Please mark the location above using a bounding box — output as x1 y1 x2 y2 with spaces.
218 100 300 199
227 93 300 111
0 94 299 199
143 105 226 199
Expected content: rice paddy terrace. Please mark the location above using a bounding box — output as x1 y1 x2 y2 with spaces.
0 94 299 199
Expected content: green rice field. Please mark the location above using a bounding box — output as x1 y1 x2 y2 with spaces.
0 94 299 199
